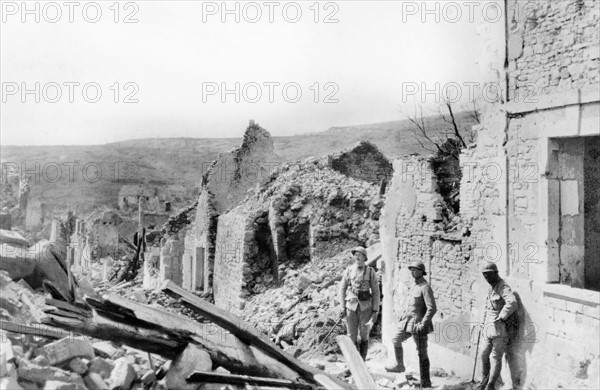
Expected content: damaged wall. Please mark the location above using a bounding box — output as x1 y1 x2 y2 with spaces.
328 141 394 185
382 1 600 387
213 157 384 314
380 156 477 359
202 121 281 215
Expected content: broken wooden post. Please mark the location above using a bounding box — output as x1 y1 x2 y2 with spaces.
336 335 379 390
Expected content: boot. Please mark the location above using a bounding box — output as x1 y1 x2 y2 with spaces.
419 355 431 388
384 346 406 373
359 341 369 361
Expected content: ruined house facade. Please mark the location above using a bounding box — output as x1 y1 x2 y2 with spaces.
212 156 385 314
382 1 599 388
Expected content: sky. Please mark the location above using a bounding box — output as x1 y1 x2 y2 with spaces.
1 0 489 145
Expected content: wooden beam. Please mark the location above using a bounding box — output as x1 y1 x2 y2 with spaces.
160 280 354 390
336 336 379 390
45 298 92 317
0 321 71 340
41 314 186 359
186 371 314 390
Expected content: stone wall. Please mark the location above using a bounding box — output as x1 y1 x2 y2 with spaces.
380 156 477 357
213 206 248 314
213 158 383 313
202 121 280 215
328 141 393 185
192 191 218 292
507 0 600 101
159 233 185 287
413 1 600 386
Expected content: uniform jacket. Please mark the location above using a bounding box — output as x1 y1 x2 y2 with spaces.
399 277 436 334
339 264 380 312
484 278 518 338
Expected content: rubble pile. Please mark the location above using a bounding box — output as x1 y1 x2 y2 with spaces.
239 249 357 361
0 271 169 390
237 157 384 297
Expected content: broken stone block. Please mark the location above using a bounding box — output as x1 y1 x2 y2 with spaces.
17 359 84 386
84 373 109 390
297 276 312 294
92 341 118 358
68 357 89 375
0 331 15 377
32 356 50 367
108 357 135 390
165 344 212 390
35 337 94 366
0 377 23 390
92 342 119 359
43 380 86 390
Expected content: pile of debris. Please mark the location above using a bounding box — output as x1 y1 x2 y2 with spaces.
239 247 381 363
1 263 355 390
0 271 166 390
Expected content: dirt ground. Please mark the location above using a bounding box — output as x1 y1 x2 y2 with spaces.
307 339 482 390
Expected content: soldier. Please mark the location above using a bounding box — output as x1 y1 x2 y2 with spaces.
339 246 380 360
479 262 518 390
385 261 436 388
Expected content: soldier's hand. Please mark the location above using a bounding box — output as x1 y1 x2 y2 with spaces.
339 308 346 319
414 322 424 333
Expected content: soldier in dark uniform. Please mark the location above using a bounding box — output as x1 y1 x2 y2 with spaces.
386 261 436 388
479 262 518 390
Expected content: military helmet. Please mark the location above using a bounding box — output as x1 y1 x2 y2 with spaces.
408 260 427 275
481 261 499 273
351 246 368 258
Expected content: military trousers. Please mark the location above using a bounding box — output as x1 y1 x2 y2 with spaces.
346 307 373 344
480 334 508 390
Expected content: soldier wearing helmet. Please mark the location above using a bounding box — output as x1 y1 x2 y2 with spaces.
385 260 436 388
478 261 519 390
338 246 380 360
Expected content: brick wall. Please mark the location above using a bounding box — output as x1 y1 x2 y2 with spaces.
507 0 600 101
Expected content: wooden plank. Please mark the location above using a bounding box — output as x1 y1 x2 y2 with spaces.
336 336 379 390
160 280 354 390
45 298 91 317
0 321 71 339
42 307 89 321
41 315 186 360
187 371 314 390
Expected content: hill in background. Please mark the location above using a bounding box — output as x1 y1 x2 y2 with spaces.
0 112 477 221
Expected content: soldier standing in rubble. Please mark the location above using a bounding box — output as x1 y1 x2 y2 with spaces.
478 262 519 390
338 246 380 360
385 261 436 389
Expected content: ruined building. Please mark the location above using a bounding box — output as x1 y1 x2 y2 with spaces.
149 121 392 316
381 1 599 388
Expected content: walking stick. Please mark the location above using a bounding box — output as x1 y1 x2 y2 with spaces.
471 297 489 383
308 316 343 359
